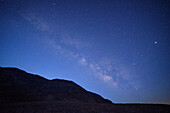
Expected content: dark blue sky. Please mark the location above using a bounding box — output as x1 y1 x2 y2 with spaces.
0 0 170 104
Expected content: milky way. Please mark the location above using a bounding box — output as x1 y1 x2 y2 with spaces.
0 0 170 104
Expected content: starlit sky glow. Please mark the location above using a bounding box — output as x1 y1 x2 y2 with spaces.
0 0 170 104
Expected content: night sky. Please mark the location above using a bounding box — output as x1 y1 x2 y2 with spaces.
0 0 170 104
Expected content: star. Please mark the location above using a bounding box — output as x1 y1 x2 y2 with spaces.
154 41 157 44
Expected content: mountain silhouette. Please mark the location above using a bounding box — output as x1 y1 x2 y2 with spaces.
0 67 112 103
0 67 170 113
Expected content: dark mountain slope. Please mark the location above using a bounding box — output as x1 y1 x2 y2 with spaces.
0 67 170 113
0 67 112 104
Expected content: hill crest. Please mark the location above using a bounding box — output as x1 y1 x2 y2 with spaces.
0 67 112 104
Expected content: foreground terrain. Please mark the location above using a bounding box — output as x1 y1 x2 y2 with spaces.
0 101 170 113
0 67 169 113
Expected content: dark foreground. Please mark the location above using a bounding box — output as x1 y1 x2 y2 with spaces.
0 101 170 113
0 67 170 113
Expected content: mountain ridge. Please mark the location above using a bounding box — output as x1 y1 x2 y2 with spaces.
0 67 112 104
0 67 170 113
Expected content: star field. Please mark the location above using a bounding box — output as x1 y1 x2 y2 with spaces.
0 0 170 104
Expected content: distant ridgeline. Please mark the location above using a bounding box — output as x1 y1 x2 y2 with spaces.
0 67 112 104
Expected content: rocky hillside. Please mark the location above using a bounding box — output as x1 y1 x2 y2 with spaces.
0 67 112 104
